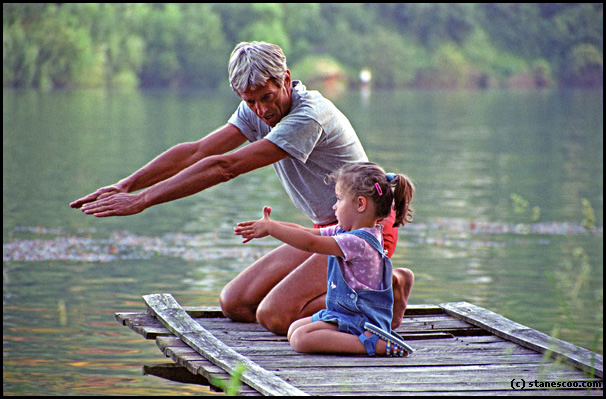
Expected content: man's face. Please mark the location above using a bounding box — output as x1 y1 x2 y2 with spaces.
238 71 292 127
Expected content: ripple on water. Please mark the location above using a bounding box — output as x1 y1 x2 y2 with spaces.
3 221 601 263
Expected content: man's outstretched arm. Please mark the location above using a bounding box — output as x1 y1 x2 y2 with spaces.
70 123 247 210
78 137 288 217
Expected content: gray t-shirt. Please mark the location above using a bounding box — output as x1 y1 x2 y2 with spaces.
228 81 368 225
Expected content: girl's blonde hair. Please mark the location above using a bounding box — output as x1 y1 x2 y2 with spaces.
330 162 415 228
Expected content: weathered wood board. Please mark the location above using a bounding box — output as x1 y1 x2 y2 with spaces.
142 293 307 396
115 294 603 396
440 301 603 379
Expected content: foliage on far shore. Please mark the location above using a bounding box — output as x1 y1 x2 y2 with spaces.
3 3 603 90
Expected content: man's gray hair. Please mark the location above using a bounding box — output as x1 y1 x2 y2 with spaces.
228 42 288 93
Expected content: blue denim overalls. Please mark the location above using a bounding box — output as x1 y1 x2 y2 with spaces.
311 229 394 337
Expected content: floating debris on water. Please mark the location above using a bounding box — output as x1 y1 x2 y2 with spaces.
3 219 601 263
407 218 603 236
3 228 273 263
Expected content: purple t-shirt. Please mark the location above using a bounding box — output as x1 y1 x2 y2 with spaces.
320 225 385 291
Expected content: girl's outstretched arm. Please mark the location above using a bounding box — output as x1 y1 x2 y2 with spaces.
235 207 343 257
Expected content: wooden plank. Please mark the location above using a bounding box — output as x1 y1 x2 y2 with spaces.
115 308 461 340
403 304 445 315
132 325 170 340
156 336 226 375
278 361 603 395
142 362 261 395
142 363 212 385
182 306 225 318
148 306 286 396
223 343 540 359
142 293 308 396
115 311 144 325
300 386 603 396
277 379 596 394
195 315 473 331
117 300 601 395
179 304 444 318
272 359 603 394
440 301 603 379
274 363 597 381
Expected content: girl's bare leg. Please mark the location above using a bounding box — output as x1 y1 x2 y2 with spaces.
288 320 388 355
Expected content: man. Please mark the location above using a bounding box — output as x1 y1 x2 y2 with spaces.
70 42 413 335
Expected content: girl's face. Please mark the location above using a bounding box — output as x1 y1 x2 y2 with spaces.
333 182 359 231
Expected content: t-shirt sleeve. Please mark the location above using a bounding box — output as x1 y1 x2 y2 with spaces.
320 225 340 237
332 234 366 263
265 113 324 163
228 101 324 164
227 102 264 142
320 227 366 263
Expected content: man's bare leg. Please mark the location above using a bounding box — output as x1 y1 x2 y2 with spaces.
376 211 413 329
255 252 328 335
254 260 413 335
219 244 320 323
391 268 414 330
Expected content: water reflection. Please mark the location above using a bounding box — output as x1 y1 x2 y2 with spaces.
3 259 222 396
3 88 602 395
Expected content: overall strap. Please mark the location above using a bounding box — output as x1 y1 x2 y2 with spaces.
342 229 385 256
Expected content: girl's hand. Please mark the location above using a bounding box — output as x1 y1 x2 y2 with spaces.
234 206 272 243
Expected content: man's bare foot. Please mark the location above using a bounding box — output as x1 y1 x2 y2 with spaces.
391 268 414 330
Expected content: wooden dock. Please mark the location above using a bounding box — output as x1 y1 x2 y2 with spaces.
116 293 602 395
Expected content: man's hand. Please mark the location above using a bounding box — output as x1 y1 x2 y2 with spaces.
70 185 125 209
78 191 146 217
234 206 272 243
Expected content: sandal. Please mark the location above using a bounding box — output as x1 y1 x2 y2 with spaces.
386 341 407 357
358 331 381 356
364 322 414 356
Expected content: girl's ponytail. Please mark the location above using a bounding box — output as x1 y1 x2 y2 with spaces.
329 162 414 228
391 174 415 228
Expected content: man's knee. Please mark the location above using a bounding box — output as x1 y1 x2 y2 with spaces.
394 267 414 286
256 299 292 336
219 284 257 323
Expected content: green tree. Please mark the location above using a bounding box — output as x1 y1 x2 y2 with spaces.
359 27 427 87
212 3 290 56
281 4 324 65
370 3 475 47
564 43 603 86
139 4 181 87
4 4 95 89
238 4 291 55
37 3 147 88
3 3 603 89
478 3 603 84
172 4 228 89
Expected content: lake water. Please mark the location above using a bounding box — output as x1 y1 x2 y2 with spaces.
3 87 603 395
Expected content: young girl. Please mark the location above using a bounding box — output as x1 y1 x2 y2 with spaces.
234 162 415 356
